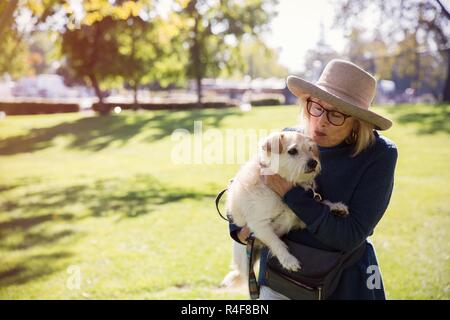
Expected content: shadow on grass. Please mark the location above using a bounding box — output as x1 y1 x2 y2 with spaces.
0 213 74 235
0 214 76 251
0 108 242 155
0 174 216 288
0 174 215 247
386 103 450 134
0 252 73 288
0 213 79 288
1 174 215 219
143 108 242 142
0 177 42 194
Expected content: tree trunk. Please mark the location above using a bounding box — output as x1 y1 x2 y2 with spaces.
131 29 139 110
192 12 202 106
0 0 18 38
196 75 202 106
89 74 109 115
133 83 139 110
442 49 450 103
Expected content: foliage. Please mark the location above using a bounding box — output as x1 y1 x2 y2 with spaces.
0 29 31 79
56 1 186 110
238 39 288 78
59 16 123 106
28 31 62 74
0 0 19 38
114 13 186 104
175 0 279 103
332 0 450 101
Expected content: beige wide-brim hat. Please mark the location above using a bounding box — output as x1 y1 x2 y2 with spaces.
287 59 392 130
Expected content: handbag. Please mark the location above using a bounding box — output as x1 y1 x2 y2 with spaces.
260 237 366 300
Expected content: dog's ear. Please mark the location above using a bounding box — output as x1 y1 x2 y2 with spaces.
262 132 284 155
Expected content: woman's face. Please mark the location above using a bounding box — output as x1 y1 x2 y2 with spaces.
307 98 356 147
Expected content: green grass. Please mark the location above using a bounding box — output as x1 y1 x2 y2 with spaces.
0 104 448 299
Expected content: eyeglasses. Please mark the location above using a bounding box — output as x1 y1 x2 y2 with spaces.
306 98 351 126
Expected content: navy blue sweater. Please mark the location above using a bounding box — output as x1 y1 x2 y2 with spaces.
229 128 398 299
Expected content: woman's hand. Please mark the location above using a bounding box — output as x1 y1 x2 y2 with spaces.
237 226 251 244
261 173 294 198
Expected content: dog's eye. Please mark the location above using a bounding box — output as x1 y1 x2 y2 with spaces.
288 148 298 155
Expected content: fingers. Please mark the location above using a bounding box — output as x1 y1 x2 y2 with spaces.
238 226 251 243
241 226 251 238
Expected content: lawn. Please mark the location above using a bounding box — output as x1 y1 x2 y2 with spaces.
0 103 449 299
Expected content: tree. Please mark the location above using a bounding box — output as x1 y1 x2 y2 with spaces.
0 0 43 78
239 39 288 78
333 0 450 102
57 0 159 113
338 26 446 100
59 16 122 112
0 29 31 79
0 0 19 38
175 0 278 104
4 0 185 111
30 0 185 111
0 0 68 78
28 31 61 74
115 13 185 106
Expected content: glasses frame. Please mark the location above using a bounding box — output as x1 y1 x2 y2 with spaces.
306 98 351 126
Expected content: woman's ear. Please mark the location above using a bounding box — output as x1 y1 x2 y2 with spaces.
346 119 360 144
352 120 361 132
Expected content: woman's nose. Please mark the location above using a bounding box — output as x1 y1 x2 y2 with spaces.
318 113 329 126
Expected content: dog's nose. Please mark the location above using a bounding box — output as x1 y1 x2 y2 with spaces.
307 159 318 170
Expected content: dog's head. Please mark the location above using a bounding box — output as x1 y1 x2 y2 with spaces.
260 131 320 184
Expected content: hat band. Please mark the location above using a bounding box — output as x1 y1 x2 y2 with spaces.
316 82 371 110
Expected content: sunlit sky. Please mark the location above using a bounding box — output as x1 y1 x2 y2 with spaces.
266 0 450 73
263 0 346 73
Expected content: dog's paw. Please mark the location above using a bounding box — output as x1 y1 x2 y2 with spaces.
323 200 349 217
278 253 302 272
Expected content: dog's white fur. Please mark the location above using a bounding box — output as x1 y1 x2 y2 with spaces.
221 131 348 288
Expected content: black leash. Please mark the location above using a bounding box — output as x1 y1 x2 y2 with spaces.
215 181 258 299
215 187 230 222
215 179 235 222
246 234 260 300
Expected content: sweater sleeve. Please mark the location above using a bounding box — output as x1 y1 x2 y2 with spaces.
283 146 398 251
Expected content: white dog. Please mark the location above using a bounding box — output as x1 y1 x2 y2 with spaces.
221 131 348 288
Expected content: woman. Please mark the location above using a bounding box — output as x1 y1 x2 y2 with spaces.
229 59 398 300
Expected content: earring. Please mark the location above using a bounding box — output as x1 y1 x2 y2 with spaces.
346 128 357 144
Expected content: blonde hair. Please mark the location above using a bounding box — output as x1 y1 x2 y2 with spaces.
298 98 375 157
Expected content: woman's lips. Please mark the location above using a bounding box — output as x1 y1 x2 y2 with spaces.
314 130 327 137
